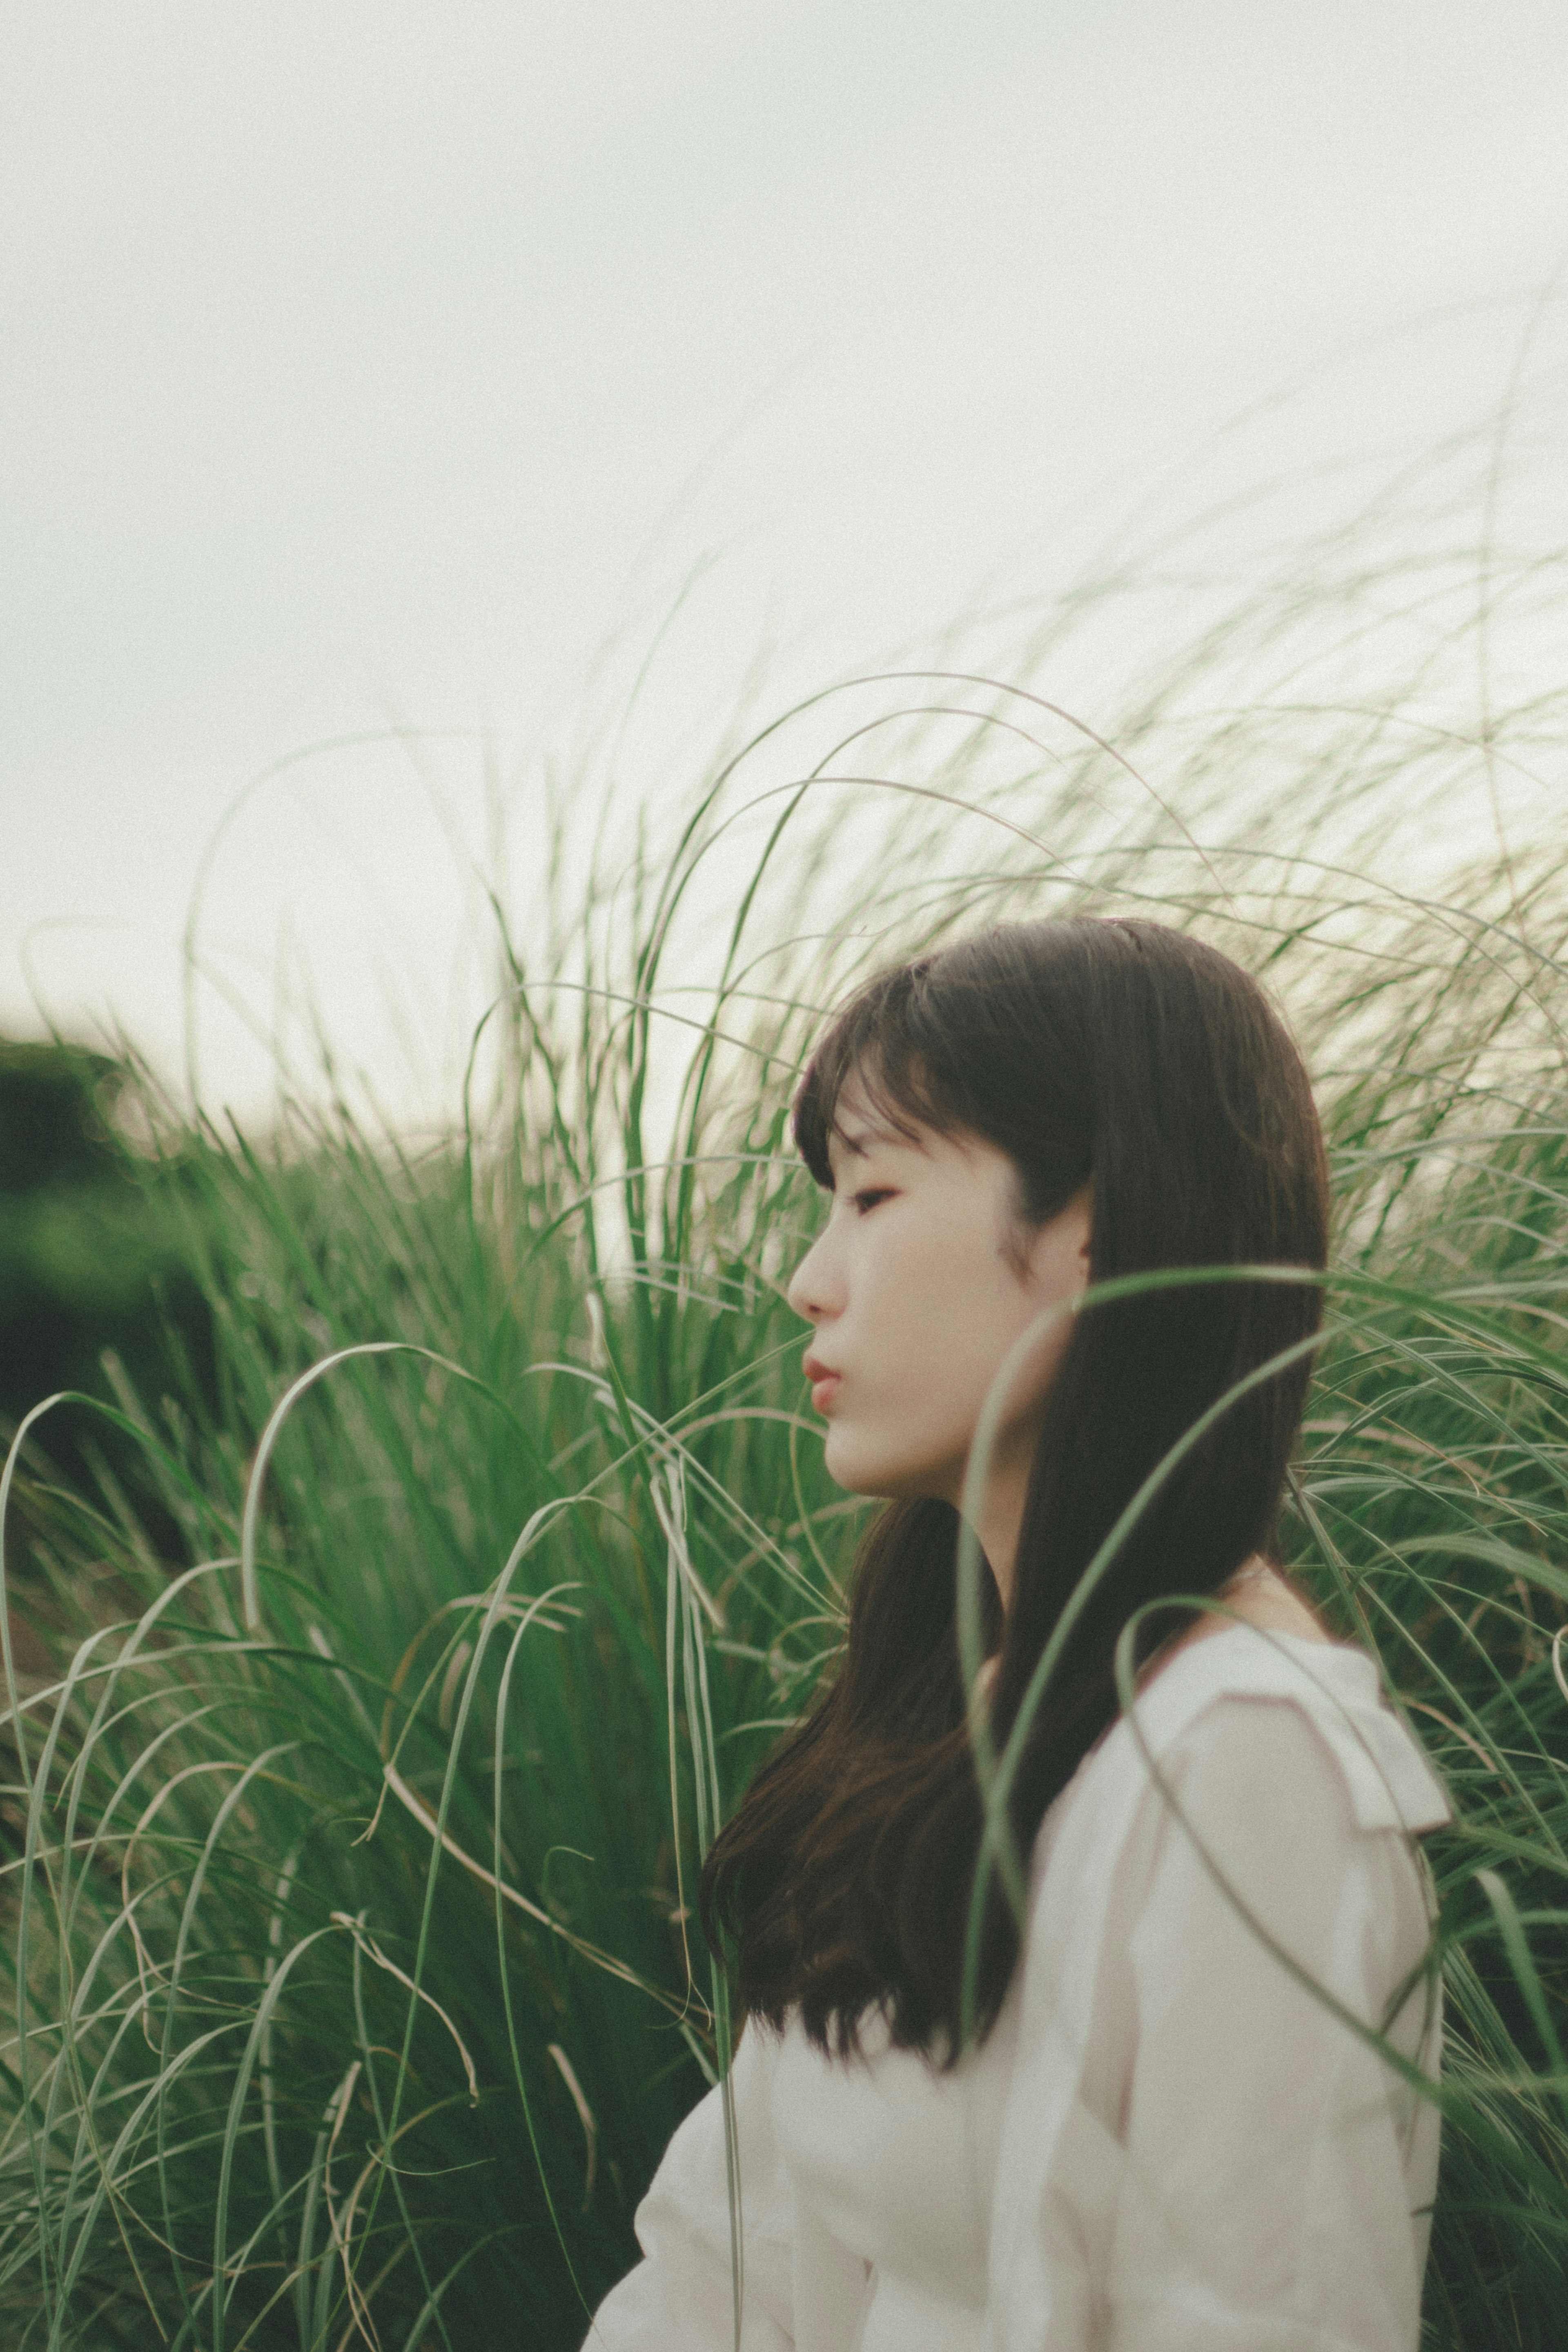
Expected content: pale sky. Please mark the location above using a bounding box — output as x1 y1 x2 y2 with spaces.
4 2 1567 1118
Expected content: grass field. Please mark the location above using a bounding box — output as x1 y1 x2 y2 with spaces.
3 454 1568 2346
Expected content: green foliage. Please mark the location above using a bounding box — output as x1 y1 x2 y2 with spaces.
4 495 1568 2343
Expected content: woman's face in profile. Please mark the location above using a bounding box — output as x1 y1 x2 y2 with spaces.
787 1072 1091 1507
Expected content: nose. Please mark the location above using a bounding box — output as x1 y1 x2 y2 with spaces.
786 1222 838 1323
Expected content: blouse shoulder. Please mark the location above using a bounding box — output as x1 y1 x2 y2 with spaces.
1118 1622 1452 1837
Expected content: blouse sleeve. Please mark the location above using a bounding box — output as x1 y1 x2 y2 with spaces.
583 2023 795 2350
1105 1694 1442 2352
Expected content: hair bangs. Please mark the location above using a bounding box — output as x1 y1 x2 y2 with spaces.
791 959 954 1188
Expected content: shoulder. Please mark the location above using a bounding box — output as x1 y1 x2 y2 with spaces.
1023 1624 1449 1956
1116 1622 1451 1838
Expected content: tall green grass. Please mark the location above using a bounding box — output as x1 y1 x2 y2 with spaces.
4 448 1568 2345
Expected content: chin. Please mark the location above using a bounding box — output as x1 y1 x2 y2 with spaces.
822 1432 890 1496
822 1430 947 1503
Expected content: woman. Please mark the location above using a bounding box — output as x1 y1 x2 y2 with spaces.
588 918 1448 2352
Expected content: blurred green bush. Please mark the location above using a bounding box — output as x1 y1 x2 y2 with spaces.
0 1041 216 1582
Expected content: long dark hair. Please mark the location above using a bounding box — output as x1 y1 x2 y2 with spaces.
700 917 1330 2060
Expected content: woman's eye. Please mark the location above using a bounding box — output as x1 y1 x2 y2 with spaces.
851 1188 895 1215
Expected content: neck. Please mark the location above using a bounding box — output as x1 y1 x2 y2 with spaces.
963 1468 1322 1657
963 1456 1031 1617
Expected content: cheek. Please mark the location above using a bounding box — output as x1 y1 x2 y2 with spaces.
901 1251 1069 1459
860 1227 979 1370
826 1166 1065 1452
851 1240 1023 1435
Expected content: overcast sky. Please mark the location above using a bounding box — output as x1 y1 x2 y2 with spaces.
4 2 1567 1117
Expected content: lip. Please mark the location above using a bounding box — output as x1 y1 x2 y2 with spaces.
803 1353 842 1414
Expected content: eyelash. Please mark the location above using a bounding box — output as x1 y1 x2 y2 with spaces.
851 1188 894 1215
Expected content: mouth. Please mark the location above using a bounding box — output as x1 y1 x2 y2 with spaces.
802 1353 842 1414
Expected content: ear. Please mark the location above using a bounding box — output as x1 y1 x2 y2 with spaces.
1067 1184 1093 1285
1023 1182 1093 1293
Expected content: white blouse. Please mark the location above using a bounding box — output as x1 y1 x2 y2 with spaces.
587 1625 1451 2352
